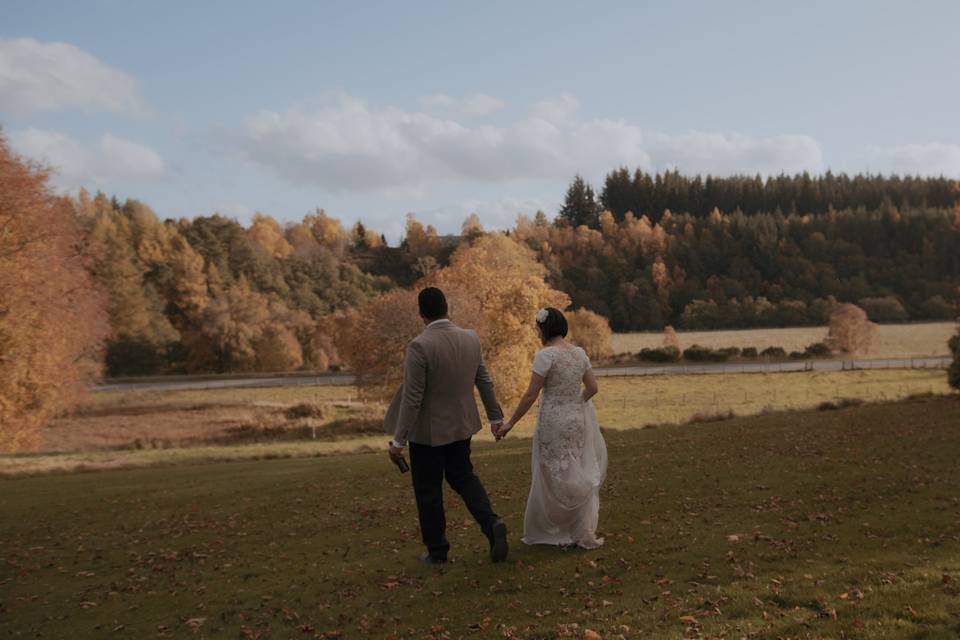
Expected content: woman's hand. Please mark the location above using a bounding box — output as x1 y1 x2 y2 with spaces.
496 420 513 440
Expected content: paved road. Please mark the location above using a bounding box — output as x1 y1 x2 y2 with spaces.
95 374 355 393
94 356 951 392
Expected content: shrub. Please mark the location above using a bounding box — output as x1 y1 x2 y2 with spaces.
718 346 741 358
741 347 758 358
683 344 729 362
804 342 832 357
789 350 810 359
284 403 328 420
858 296 909 323
639 346 681 362
760 346 787 358
567 308 613 361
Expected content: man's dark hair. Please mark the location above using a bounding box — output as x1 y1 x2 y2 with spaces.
537 307 568 343
418 287 448 320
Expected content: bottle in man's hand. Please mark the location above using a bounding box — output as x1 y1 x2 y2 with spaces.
389 441 410 473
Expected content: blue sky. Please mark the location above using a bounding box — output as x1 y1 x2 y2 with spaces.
3 1 959 241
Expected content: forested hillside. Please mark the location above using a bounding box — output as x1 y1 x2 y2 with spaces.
69 172 960 374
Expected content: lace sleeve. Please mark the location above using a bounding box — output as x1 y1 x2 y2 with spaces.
578 347 593 370
532 348 553 377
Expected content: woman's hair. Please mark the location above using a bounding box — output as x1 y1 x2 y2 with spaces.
536 307 568 343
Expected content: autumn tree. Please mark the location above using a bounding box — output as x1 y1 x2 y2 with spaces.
435 234 570 402
567 308 613 361
180 277 311 373
0 135 108 451
248 213 293 258
337 232 568 404
826 303 874 355
663 325 679 348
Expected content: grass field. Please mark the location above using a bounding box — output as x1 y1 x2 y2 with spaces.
3 369 948 477
1 396 958 639
610 322 955 359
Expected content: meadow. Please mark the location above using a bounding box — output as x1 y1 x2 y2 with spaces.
609 322 955 359
2 368 949 477
1 396 958 639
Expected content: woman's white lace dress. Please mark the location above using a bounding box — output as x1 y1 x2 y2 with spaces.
522 346 607 549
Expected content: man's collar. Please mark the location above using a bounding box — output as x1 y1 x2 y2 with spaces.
426 318 453 329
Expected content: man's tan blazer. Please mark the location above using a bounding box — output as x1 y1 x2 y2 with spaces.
385 319 502 446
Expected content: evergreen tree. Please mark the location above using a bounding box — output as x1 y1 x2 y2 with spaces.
559 175 600 228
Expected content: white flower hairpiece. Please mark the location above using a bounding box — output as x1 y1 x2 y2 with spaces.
536 308 549 323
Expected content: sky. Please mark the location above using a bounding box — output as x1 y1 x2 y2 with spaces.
2 0 959 242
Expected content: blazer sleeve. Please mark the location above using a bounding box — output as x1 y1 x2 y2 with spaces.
395 341 427 444
474 346 503 423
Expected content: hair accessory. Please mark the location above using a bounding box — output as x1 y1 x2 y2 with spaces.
536 308 549 323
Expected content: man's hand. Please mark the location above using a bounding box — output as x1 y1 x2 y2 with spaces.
493 420 513 441
388 443 404 463
490 421 504 440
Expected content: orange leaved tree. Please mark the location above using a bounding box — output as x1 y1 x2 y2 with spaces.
0 134 108 451
336 233 569 404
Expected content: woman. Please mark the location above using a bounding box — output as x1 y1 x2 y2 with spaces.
497 307 607 549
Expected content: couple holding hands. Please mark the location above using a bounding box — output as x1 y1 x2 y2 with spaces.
386 287 607 564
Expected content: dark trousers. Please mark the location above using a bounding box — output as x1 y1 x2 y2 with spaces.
409 437 498 560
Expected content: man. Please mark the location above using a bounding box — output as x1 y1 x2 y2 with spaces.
387 287 509 564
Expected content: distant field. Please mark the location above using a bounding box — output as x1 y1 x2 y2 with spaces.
2 397 958 638
611 321 955 359
3 368 948 476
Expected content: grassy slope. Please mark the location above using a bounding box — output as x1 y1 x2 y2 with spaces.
610 322 956 359
2 397 958 639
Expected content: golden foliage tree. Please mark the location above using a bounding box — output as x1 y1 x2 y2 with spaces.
567 308 613 361
337 233 568 404
663 325 679 348
826 303 875 355
0 136 108 451
248 213 294 258
183 278 311 373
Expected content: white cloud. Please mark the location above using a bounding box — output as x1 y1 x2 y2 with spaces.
530 93 580 124
419 93 505 117
228 93 831 194
865 143 960 177
650 131 823 176
0 37 145 114
233 93 649 192
9 128 165 189
99 134 165 177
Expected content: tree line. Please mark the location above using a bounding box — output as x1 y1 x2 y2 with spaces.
559 169 958 227
62 171 960 371
518 204 959 331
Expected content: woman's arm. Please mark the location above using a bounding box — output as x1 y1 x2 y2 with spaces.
581 368 599 403
499 372 545 437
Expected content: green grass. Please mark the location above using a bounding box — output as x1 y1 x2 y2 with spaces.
2 396 959 639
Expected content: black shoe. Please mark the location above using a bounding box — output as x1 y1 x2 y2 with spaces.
418 553 448 565
489 519 508 563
